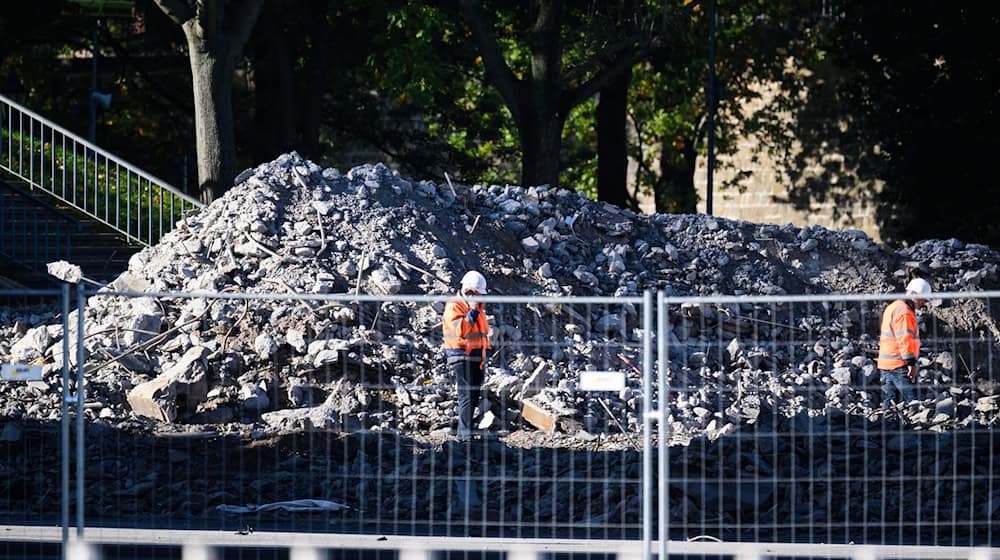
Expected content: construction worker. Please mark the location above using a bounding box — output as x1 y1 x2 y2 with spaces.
443 271 492 439
877 277 932 410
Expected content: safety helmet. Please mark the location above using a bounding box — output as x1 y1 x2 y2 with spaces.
460 270 488 294
905 277 932 297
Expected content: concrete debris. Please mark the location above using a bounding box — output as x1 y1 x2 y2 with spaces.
46 260 82 283
0 152 998 445
521 397 561 434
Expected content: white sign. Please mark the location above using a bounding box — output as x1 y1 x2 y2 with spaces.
579 371 626 392
1 364 43 382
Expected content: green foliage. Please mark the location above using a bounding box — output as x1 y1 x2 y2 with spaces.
9 0 993 249
1 128 190 244
561 98 598 200
354 1 520 185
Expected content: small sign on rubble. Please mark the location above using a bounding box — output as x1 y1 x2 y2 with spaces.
579 371 626 392
1 364 43 382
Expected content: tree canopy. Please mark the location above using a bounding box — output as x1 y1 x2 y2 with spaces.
1 0 998 247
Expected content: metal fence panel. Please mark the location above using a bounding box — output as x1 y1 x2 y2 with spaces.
0 185 75 277
0 286 73 544
71 289 650 540
655 290 1000 548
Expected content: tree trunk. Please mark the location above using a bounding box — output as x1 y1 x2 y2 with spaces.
596 68 631 208
189 46 236 203
249 19 296 163
654 136 697 213
297 0 330 159
519 0 564 188
519 108 564 187
155 0 263 203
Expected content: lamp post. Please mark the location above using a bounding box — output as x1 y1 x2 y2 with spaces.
705 0 717 215
88 22 98 143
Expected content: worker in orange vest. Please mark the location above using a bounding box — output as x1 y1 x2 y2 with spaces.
877 278 932 409
443 271 492 439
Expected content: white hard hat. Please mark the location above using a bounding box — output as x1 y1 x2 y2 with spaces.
905 277 932 297
460 270 488 294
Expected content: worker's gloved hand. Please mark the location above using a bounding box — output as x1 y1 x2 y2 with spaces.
907 364 917 381
465 308 480 324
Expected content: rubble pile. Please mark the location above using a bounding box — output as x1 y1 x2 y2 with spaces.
2 152 1000 442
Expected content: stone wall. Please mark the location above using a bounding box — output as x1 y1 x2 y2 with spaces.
637 78 884 241
692 142 882 241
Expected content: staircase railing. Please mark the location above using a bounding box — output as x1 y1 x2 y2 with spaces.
0 179 77 277
0 93 203 247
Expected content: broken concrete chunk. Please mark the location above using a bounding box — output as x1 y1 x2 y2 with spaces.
521 398 560 434
46 260 82 283
127 369 208 424
369 265 402 295
286 329 307 353
254 334 278 360
518 362 548 401
10 326 51 362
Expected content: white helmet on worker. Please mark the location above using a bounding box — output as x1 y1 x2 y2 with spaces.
905 277 932 297
460 270 488 294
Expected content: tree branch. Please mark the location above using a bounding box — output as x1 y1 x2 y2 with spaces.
98 26 194 116
563 39 662 112
153 0 194 26
453 0 523 123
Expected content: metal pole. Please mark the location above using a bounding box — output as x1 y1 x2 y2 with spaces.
657 290 668 560
705 0 717 216
60 283 70 560
76 282 86 538
641 290 653 560
88 22 98 143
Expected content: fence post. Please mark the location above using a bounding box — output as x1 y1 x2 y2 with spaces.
76 282 87 538
61 282 71 560
642 289 653 560
657 290 669 560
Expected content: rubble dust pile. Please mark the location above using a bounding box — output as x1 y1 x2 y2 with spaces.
2 151 1000 443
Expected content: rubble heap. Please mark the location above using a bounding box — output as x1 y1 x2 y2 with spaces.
2 152 999 442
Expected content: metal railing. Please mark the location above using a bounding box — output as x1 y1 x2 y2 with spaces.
0 93 203 247
0 181 77 276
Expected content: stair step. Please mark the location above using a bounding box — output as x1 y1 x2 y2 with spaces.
1 176 145 282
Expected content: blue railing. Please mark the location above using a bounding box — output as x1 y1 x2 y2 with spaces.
0 181 76 277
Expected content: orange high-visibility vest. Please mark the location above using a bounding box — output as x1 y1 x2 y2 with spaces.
877 299 919 370
442 296 491 359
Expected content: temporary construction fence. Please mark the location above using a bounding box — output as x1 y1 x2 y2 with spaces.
651 290 1000 558
63 289 650 542
0 286 79 548
1 286 999 558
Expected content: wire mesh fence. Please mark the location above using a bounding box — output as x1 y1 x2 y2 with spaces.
653 291 1000 551
0 287 73 536
73 289 649 540
3 285 1000 557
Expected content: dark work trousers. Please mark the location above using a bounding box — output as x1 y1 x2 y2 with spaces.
880 366 916 408
451 358 485 436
